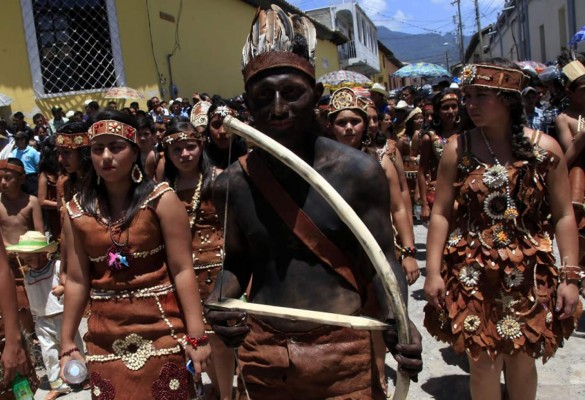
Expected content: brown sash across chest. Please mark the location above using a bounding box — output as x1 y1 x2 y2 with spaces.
238 153 366 298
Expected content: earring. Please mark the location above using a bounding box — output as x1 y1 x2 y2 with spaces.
96 175 101 185
455 115 461 124
432 118 441 127
131 164 143 183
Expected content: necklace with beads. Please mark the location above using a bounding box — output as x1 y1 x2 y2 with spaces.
175 173 203 228
96 200 131 271
480 130 519 221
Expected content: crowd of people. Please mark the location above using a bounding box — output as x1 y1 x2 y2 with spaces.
0 4 584 400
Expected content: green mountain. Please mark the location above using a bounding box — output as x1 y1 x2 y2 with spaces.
377 26 470 67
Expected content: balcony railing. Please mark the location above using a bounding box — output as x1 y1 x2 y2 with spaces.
338 40 357 61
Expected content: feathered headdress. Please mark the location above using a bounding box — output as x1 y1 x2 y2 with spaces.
242 5 317 84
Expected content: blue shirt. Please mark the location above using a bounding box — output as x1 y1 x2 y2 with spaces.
10 146 40 174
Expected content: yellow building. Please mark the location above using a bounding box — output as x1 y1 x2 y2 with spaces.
0 0 344 122
373 40 409 91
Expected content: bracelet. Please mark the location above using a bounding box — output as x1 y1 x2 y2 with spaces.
59 347 80 360
559 265 585 286
400 246 417 258
184 334 209 350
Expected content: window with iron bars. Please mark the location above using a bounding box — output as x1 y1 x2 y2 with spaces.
21 0 125 98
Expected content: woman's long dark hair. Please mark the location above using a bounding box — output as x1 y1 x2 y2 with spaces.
162 122 214 201
489 58 536 162
205 98 248 169
78 110 155 229
428 88 462 136
38 136 60 175
57 121 92 188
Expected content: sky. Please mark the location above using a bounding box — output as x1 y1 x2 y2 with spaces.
288 0 506 36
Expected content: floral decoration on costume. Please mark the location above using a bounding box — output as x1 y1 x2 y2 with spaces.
459 263 482 287
464 315 481 333
496 316 523 340
112 333 153 371
504 268 525 288
482 164 508 189
483 192 508 220
151 362 191 400
447 228 463 247
90 372 116 400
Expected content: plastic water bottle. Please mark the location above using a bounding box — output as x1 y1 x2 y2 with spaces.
11 374 34 400
63 360 87 384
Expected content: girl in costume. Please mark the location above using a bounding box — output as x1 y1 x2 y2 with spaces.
162 121 234 400
418 89 461 222
37 136 62 241
424 59 582 400
205 99 247 170
59 111 210 400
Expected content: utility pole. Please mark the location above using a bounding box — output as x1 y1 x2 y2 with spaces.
451 0 464 64
474 0 484 61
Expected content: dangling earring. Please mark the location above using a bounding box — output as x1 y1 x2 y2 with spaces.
96 174 101 185
454 115 461 124
131 164 143 183
432 118 441 127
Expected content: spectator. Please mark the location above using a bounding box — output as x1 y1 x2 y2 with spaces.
148 96 170 121
369 83 389 114
523 86 546 131
48 107 68 134
129 101 140 111
11 112 34 138
84 101 99 121
106 100 117 110
10 131 40 196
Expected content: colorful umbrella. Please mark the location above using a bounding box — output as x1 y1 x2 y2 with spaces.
392 63 450 78
0 94 13 107
569 26 585 46
104 86 145 100
516 61 547 74
317 70 373 89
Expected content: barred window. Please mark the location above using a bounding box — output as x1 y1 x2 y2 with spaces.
21 0 125 98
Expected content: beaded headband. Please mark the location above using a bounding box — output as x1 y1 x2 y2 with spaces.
88 120 137 143
0 160 25 175
440 93 459 102
327 87 369 119
190 101 212 128
163 131 204 147
562 60 585 84
211 106 236 119
55 132 90 149
460 64 527 93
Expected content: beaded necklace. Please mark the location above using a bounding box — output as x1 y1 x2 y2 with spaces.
97 199 131 271
175 172 203 229
480 130 519 221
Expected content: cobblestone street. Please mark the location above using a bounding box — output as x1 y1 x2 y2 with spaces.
35 224 585 399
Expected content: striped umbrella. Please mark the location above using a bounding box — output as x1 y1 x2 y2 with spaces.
317 70 373 90
569 26 585 46
392 63 450 78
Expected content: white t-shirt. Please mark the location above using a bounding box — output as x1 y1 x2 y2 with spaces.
23 259 63 317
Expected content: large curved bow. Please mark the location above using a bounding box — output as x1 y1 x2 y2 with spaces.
208 115 411 399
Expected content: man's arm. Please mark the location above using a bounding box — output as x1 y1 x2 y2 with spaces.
30 196 43 233
0 232 30 385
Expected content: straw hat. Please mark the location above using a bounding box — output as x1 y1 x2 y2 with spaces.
369 83 388 98
6 231 58 253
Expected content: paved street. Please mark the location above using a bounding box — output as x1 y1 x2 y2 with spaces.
35 224 585 399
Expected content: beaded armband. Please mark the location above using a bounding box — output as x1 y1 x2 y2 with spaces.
59 347 80 360
559 265 585 286
400 246 417 258
184 334 209 350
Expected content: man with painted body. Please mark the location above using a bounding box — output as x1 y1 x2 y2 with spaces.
206 6 422 399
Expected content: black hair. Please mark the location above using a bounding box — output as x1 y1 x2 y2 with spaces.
135 116 155 132
13 112 24 120
162 122 214 201
38 136 60 175
32 113 45 123
78 110 155 230
427 88 461 136
57 121 92 187
87 101 99 111
486 58 535 162
7 157 25 169
205 98 248 169
130 102 139 109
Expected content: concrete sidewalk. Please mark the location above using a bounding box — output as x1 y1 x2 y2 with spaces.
34 224 585 399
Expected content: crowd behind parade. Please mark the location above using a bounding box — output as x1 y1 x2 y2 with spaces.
0 45 584 400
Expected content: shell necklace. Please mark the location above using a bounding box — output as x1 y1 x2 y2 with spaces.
480 130 518 221
175 173 203 228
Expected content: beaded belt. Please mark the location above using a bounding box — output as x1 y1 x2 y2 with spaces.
405 171 418 179
90 283 175 300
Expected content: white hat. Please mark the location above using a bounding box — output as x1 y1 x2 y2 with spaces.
84 99 93 106
449 82 460 89
175 98 183 103
394 100 411 111
65 110 75 118
369 83 388 97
